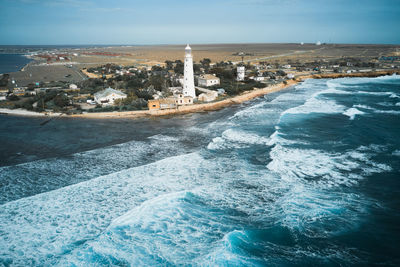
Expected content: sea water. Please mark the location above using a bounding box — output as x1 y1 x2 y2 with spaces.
0 54 32 74
0 75 399 266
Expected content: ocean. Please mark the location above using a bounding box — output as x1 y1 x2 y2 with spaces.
0 75 399 266
0 54 32 74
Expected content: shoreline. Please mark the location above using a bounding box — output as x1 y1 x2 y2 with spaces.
0 108 62 117
1 70 397 119
70 69 398 119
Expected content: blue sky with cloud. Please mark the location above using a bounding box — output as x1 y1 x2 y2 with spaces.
0 0 399 45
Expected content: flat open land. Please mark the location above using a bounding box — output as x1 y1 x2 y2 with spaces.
80 43 399 64
6 43 399 86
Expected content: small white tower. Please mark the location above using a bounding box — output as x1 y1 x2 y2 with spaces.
237 66 245 81
183 44 196 98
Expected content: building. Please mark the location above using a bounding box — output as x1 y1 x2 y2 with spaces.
198 91 218 102
69 84 78 90
237 66 245 81
148 98 176 110
0 88 8 101
254 76 265 82
198 74 220 87
174 93 194 105
94 87 127 106
13 88 26 96
183 44 196 98
148 93 193 111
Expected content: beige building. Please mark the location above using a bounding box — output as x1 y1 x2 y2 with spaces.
198 74 220 87
148 94 194 111
148 98 177 110
174 93 194 105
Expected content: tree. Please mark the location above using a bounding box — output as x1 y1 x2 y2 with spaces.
174 60 184 74
7 94 19 101
53 94 69 107
165 60 174 70
200 58 211 67
0 74 10 87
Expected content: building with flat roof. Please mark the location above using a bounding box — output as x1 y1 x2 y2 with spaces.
148 98 177 110
237 66 245 81
198 74 220 87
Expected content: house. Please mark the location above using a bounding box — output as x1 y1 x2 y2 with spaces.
287 73 295 79
254 76 265 82
198 92 217 102
148 93 194 110
148 98 176 110
0 88 8 101
69 84 78 90
94 87 127 106
174 93 194 105
198 74 220 87
237 66 245 81
13 88 26 96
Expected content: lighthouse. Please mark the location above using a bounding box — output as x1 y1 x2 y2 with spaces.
183 44 196 98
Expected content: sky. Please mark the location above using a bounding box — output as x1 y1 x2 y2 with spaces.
0 0 399 45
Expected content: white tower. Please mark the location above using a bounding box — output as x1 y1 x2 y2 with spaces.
183 44 196 98
237 66 245 81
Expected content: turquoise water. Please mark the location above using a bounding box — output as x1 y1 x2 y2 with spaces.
0 54 32 74
0 75 399 266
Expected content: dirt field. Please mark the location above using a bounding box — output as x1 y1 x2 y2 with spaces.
80 43 399 64
7 43 399 86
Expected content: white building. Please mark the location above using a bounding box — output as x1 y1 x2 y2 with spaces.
94 87 127 106
254 76 265 81
198 74 220 87
69 84 78 90
287 73 295 79
183 44 196 98
237 66 245 81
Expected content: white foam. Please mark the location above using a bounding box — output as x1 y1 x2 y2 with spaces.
207 129 270 150
343 108 365 120
0 152 208 265
148 134 179 142
283 97 346 115
354 104 400 115
392 150 400 156
267 144 392 188
0 135 188 204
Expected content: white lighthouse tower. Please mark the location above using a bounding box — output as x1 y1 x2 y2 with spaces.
183 44 196 98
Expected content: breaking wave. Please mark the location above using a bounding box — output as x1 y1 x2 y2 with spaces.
1 75 399 266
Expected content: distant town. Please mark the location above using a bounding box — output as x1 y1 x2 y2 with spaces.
0 43 399 116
